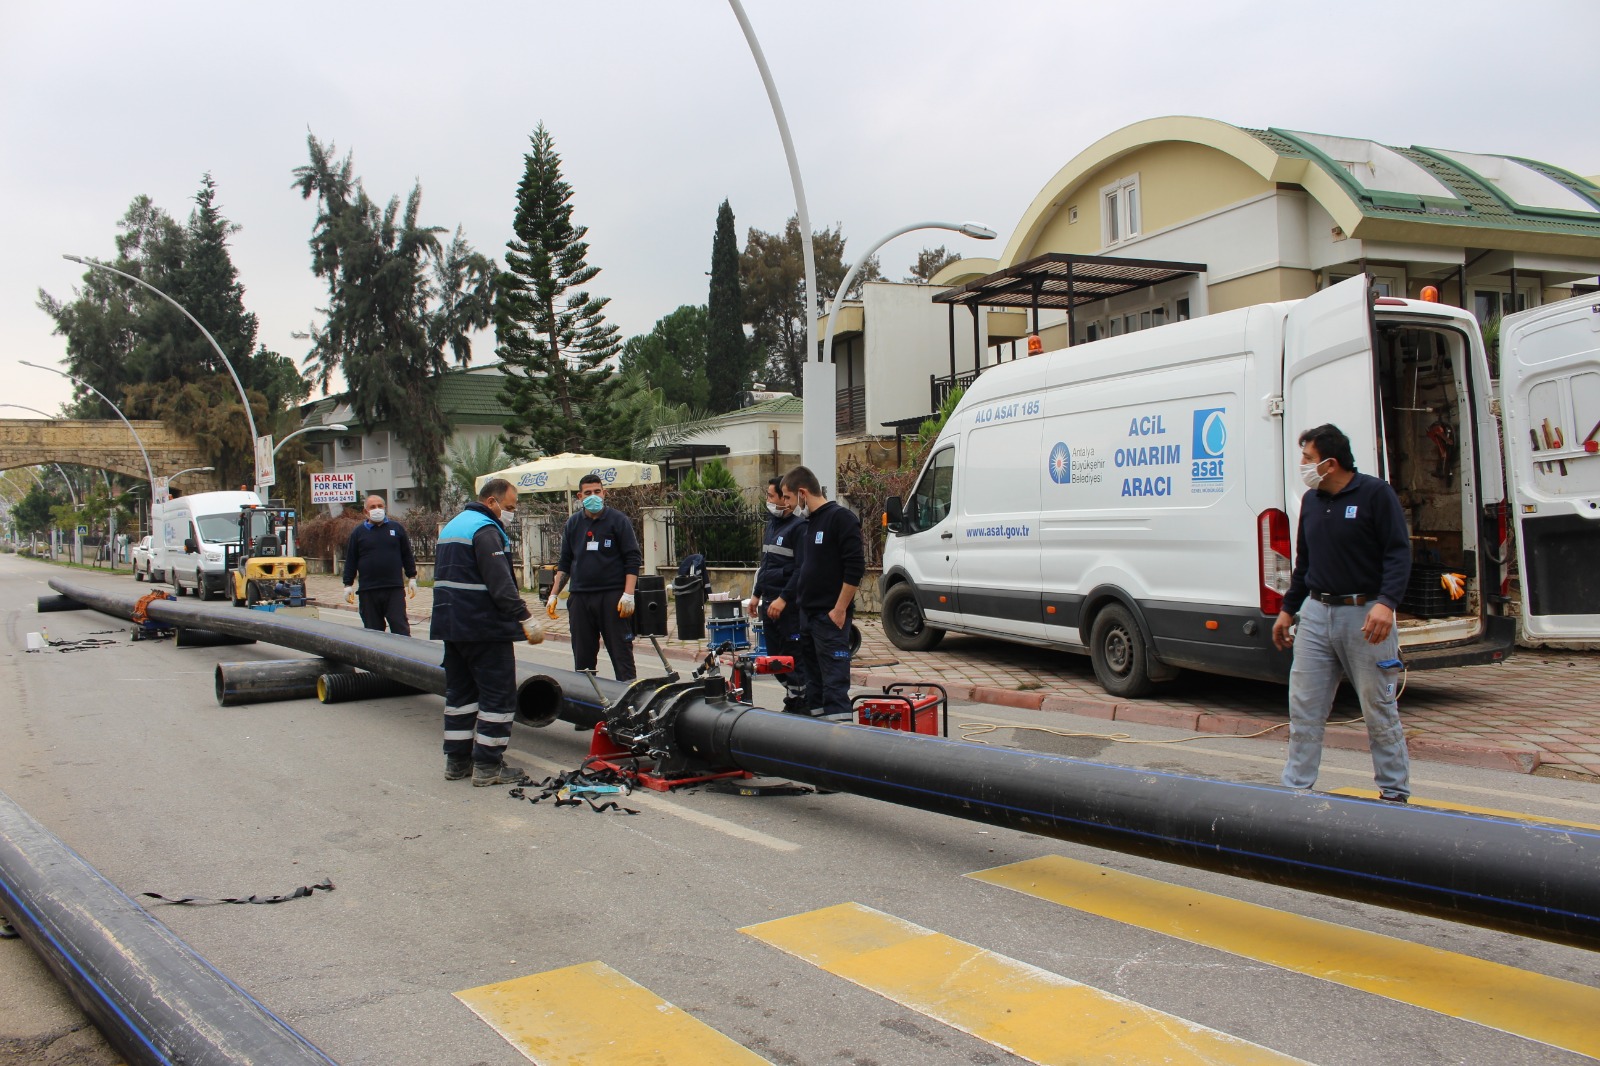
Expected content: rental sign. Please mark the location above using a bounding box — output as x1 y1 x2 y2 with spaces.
309 472 357 504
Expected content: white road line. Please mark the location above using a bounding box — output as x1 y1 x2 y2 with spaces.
512 751 802 852
954 711 1600 813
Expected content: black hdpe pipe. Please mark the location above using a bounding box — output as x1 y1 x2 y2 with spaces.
47 577 1600 950
36 593 88 613
317 671 423 704
174 627 257 649
48 577 566 726
216 659 357 707
0 787 337 1065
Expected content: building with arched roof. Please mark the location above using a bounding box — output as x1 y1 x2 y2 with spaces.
830 116 1600 438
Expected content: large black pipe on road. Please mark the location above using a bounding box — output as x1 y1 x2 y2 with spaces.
45 576 1600 950
215 659 357 706
0 787 337 1065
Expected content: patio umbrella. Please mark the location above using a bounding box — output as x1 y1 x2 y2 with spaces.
476 453 662 496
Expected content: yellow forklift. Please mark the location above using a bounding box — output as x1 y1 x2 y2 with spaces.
228 504 309 608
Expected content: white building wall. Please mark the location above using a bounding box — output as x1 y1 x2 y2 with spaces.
859 281 985 428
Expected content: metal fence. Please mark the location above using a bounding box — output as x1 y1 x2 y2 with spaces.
662 508 764 567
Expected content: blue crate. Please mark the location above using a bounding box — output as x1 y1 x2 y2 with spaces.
707 618 750 650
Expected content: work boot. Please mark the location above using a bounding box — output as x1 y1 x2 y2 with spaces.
472 761 522 788
445 755 472 781
1378 792 1409 805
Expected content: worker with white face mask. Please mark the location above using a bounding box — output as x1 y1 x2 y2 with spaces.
1273 423 1412 803
342 494 418 635
749 476 810 711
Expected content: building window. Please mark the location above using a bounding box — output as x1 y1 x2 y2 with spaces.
1473 288 1530 322
1102 175 1141 246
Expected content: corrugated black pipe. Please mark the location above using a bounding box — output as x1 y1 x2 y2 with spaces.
215 660 356 707
316 671 424 704
47 577 1600 950
0 787 337 1065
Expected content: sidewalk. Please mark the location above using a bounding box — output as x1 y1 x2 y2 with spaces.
306 575 1600 781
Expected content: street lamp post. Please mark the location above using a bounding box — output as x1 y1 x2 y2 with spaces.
273 423 349 457
21 361 156 565
820 222 998 437
725 0 824 483
62 254 262 492
169 466 215 485
0 404 82 507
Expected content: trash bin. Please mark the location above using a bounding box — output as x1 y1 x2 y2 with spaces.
635 575 668 637
672 575 705 640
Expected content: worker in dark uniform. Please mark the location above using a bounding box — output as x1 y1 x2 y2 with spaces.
342 494 417 635
748 476 809 712
774 465 863 719
1273 423 1412 802
547 473 642 682
431 478 543 786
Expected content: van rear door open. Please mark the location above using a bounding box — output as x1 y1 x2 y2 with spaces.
1281 275 1381 531
1500 294 1600 640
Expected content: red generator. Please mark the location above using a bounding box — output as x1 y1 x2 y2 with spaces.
851 683 948 737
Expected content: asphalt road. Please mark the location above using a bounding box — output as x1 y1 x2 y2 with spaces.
3 554 1598 1066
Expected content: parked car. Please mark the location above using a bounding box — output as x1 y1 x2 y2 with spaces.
132 535 154 581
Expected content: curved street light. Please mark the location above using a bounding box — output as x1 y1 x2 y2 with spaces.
19 362 154 493
0 403 81 507
274 423 348 457
169 465 215 482
821 222 998 412
725 0 823 480
61 254 261 490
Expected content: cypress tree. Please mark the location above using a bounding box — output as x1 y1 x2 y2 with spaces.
497 124 622 459
704 199 748 411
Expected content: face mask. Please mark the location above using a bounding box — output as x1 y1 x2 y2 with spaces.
1300 460 1328 490
367 509 385 524
582 495 604 515
499 508 517 524
766 502 782 517
794 501 810 519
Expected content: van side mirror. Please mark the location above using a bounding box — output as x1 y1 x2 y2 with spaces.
184 538 197 555
884 496 903 534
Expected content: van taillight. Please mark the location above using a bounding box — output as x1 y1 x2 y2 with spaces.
1258 509 1292 615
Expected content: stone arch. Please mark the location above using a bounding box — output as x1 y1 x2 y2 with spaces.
0 419 212 486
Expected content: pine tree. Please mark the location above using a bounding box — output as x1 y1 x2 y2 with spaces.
496 124 622 459
705 200 748 411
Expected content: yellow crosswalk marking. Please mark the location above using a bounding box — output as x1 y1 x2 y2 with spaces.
741 902 1309 1065
455 961 770 1065
1329 788 1600 831
970 855 1600 1059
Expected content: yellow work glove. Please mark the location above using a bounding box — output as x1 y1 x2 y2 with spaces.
522 619 545 645
617 592 636 618
344 586 356 605
546 594 560 620
407 578 417 600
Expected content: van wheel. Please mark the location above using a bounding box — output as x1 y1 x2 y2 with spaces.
883 584 944 652
134 568 145 582
1089 603 1154 698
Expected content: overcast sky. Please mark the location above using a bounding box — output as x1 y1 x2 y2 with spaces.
4 0 1596 417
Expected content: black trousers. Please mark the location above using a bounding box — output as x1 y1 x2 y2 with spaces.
760 599 809 710
569 589 635 681
358 587 410 636
441 640 516 767
797 608 854 717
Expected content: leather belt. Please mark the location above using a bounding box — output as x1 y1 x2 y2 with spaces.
1311 592 1377 606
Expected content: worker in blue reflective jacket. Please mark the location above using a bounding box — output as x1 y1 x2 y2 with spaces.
748 476 809 711
430 478 543 787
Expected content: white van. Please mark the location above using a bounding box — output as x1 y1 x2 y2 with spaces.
881 277 1599 696
153 490 262 600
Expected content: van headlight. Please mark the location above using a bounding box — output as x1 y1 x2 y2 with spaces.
203 550 223 564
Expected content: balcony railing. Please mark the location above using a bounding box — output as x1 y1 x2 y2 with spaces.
836 385 865 434
930 366 984 412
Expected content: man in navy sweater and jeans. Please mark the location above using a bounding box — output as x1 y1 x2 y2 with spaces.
343 495 417 635
1272 423 1412 802
774 465 863 719
548 474 642 682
